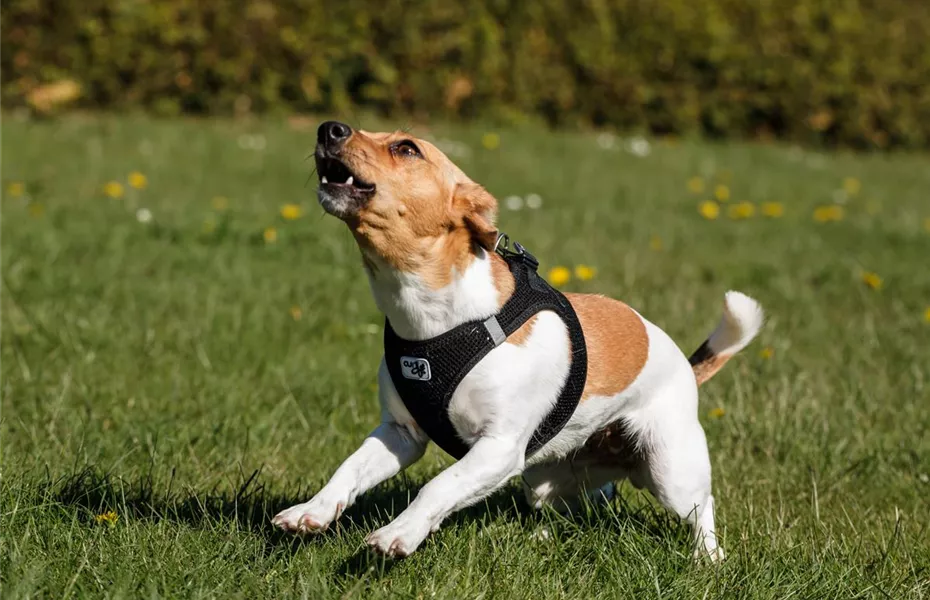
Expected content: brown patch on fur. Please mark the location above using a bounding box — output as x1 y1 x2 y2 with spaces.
507 315 539 346
330 129 499 290
575 419 643 470
567 294 649 402
489 252 515 305
691 353 732 386
489 261 649 378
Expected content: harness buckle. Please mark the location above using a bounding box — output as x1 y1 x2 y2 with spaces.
493 232 539 271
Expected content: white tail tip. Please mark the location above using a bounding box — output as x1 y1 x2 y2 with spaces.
707 291 765 356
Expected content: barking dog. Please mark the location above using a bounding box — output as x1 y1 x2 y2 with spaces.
273 121 764 560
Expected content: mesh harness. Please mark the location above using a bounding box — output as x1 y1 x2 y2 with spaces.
383 236 588 460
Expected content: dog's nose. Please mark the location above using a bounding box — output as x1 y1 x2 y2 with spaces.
318 121 352 149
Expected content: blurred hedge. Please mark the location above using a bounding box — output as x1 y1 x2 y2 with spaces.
3 0 930 148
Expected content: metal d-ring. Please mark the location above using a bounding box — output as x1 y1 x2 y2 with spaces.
493 232 511 256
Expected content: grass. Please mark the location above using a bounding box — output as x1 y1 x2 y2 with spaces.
2 113 929 599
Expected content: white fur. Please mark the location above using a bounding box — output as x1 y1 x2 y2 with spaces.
706 291 765 356
273 249 760 561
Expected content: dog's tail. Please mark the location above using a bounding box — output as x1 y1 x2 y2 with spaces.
689 291 764 386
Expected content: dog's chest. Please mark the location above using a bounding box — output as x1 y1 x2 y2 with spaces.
445 311 572 446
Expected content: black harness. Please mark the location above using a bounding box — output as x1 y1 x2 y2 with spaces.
383 235 588 460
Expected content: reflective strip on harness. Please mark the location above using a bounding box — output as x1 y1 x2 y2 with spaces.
483 316 507 347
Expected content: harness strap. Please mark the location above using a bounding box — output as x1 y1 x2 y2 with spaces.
383 242 587 460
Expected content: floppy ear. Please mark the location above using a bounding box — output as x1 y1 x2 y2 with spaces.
453 182 499 251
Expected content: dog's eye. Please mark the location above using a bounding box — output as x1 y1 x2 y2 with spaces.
391 140 422 158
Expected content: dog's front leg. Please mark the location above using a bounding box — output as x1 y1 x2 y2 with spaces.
366 436 523 557
273 421 427 533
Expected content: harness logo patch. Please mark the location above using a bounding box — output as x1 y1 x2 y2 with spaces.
400 357 431 381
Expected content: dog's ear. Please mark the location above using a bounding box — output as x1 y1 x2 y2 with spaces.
453 182 499 251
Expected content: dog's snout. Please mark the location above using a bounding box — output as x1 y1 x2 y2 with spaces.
318 121 352 149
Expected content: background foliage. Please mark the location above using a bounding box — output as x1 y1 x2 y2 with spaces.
3 0 930 148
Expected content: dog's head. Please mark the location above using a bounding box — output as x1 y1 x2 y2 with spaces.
314 121 499 285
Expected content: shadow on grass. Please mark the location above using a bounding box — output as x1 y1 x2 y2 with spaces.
50 466 684 576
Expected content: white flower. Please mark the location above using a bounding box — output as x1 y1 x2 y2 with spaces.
504 195 524 211
435 138 471 158
626 136 651 157
525 193 543 209
136 208 153 223
596 133 616 150
237 134 267 151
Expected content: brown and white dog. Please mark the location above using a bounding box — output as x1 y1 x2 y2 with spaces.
273 121 764 560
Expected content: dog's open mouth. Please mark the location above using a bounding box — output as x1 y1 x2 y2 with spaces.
317 157 375 195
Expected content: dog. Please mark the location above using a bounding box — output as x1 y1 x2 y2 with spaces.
272 121 763 560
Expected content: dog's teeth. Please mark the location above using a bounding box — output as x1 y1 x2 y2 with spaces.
346 176 354 186
321 176 328 184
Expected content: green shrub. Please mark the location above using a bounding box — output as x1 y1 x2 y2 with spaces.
3 0 929 148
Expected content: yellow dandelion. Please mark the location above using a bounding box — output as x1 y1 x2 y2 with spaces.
547 266 571 287
574 265 597 281
481 132 500 150
708 407 726 419
7 182 25 197
263 227 278 244
924 307 930 323
813 205 844 223
843 177 861 196
728 201 755 220
923 218 930 232
128 171 147 190
95 511 119 526
211 196 229 211
759 347 774 360
761 202 784 218
28 203 45 217
714 184 730 202
280 204 302 220
289 305 302 321
103 181 124 199
649 235 663 251
698 201 720 220
687 177 705 194
861 272 882 291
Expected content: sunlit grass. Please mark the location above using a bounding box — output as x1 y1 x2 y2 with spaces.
2 114 929 599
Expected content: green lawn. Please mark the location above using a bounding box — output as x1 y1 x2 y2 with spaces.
2 114 929 599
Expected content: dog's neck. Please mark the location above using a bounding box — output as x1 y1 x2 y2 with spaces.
365 249 512 341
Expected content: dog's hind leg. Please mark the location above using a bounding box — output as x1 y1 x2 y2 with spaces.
521 459 618 513
637 377 723 562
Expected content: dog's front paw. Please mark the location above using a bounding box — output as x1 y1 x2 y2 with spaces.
365 519 430 558
272 498 344 534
